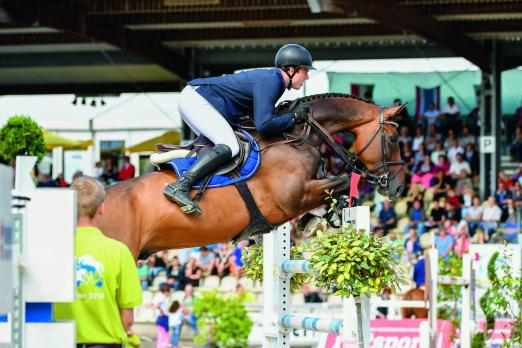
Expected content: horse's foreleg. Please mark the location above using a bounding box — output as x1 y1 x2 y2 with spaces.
304 177 351 206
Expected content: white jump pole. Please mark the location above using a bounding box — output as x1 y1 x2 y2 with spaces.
426 248 473 348
262 206 371 348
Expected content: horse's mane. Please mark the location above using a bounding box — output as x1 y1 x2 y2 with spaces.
296 92 376 105
276 92 376 114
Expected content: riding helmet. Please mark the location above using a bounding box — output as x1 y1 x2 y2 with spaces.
275 44 316 70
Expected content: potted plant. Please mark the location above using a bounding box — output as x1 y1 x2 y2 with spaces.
0 115 45 167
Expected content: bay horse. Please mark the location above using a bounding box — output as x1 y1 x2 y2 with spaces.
401 288 428 318
98 93 406 260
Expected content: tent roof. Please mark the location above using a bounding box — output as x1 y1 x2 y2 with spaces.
43 129 92 150
126 131 180 153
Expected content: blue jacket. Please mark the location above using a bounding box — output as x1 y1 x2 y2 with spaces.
188 68 294 133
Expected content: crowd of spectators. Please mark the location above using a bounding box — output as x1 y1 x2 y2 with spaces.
322 96 521 291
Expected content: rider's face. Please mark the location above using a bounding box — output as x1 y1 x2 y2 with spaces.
291 67 309 90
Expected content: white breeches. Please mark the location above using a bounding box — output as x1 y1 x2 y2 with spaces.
178 85 240 157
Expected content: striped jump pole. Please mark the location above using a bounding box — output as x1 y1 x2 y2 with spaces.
262 206 371 348
426 248 473 348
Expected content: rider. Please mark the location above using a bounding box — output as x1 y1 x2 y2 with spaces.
163 44 316 214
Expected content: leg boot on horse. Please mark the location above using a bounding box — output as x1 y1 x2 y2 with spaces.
163 144 232 215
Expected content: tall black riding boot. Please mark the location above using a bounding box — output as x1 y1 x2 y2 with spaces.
163 144 232 215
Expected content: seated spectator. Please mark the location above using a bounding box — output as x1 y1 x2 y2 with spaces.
377 200 398 236
495 181 512 221
465 196 483 236
435 227 455 258
480 196 503 237
54 173 70 188
442 96 461 134
413 253 426 288
445 200 462 223
425 124 442 152
463 143 479 175
404 228 421 259
446 189 462 211
411 155 436 189
432 169 451 201
230 240 249 278
402 143 415 174
447 139 464 164
434 154 450 176
449 153 471 182
101 157 118 184
386 230 403 259
472 229 488 244
425 200 447 229
36 173 56 187
423 103 441 131
301 283 323 303
94 161 104 179
376 288 392 319
167 256 184 291
399 126 411 150
498 171 514 190
118 155 135 181
183 255 202 288
455 170 473 196
453 225 471 257
430 142 446 165
414 143 428 165
512 164 522 185
459 126 476 148
498 205 521 244
406 183 424 209
461 184 474 208
147 253 167 286
213 243 233 278
443 129 458 151
408 200 427 229
196 246 215 276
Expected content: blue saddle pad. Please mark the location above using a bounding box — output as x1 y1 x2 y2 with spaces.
166 130 261 189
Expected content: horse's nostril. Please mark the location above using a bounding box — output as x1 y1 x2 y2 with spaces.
396 185 404 196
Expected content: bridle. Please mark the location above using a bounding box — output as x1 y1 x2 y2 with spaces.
350 106 405 188
261 105 405 189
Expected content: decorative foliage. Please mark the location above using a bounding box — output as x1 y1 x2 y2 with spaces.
242 243 311 293
192 290 253 348
241 189 407 298
0 115 45 166
310 224 407 298
472 248 522 348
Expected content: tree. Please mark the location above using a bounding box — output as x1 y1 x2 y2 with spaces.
0 116 45 166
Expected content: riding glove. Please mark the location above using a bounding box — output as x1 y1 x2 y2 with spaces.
291 104 310 124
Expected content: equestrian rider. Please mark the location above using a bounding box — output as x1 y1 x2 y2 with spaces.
163 44 316 214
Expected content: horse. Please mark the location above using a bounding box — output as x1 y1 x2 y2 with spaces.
98 93 406 260
401 288 428 318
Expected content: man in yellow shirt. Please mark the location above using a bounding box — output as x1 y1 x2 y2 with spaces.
55 176 142 347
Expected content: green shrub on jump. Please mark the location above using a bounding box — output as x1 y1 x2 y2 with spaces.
0 115 45 166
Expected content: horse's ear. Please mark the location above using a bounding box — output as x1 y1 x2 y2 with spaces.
388 102 408 118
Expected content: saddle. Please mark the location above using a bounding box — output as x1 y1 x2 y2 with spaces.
152 129 274 242
151 130 252 177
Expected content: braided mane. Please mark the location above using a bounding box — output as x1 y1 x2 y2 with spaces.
296 92 376 105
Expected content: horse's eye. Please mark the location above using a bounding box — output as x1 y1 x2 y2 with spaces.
389 135 399 144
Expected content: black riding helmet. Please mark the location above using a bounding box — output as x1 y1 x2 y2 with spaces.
275 44 316 89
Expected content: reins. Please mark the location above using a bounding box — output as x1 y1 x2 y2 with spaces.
258 105 405 189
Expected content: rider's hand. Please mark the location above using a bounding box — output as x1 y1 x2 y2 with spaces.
291 104 309 124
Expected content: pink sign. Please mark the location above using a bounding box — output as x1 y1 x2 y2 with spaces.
322 319 454 348
478 320 513 347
